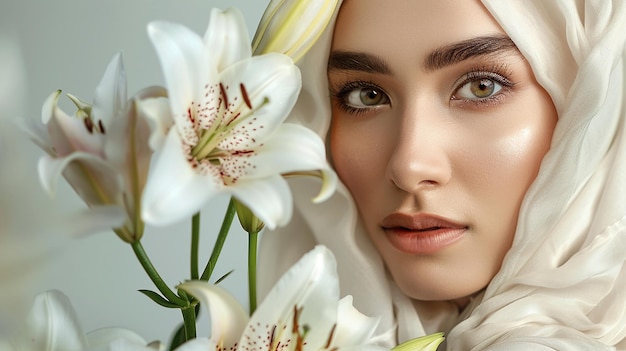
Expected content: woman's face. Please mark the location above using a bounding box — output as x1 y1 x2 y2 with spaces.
328 0 557 305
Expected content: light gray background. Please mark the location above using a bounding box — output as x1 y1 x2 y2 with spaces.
1 0 273 342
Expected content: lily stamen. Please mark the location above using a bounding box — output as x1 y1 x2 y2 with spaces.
241 83 253 109
190 91 270 162
143 8 335 229
83 116 95 134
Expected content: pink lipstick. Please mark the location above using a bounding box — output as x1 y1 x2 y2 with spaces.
381 213 467 255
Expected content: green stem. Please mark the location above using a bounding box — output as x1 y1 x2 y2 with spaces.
181 306 197 340
248 231 259 315
191 213 201 280
131 241 186 306
200 198 236 281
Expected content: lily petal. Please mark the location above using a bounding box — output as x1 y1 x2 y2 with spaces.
63 205 126 238
37 152 123 204
15 290 88 351
173 338 216 351
92 52 127 126
228 174 292 230
136 96 173 151
105 86 167 167
217 53 301 150
26 53 154 242
43 90 104 156
331 296 381 348
239 245 339 350
97 340 146 351
86 327 147 350
104 88 166 226
19 115 54 156
203 8 251 71
147 21 214 131
241 123 337 202
141 129 219 226
178 282 248 350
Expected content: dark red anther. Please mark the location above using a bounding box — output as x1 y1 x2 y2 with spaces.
219 83 229 107
240 83 252 109
83 117 94 134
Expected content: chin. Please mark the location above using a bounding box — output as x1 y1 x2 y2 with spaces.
390 266 492 306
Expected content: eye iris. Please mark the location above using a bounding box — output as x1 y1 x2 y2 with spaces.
360 88 383 105
470 79 495 98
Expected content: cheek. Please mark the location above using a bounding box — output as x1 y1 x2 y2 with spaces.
490 97 556 195
461 91 557 264
460 89 557 198
329 117 389 201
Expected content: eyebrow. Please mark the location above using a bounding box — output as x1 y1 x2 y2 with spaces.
327 51 391 74
327 35 518 75
424 34 518 71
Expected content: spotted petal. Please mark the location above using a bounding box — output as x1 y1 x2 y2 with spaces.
216 53 300 150
141 129 220 226
178 247 384 351
241 123 337 202
239 246 340 350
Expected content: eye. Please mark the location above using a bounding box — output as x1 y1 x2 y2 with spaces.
450 69 514 104
344 86 389 108
454 78 502 100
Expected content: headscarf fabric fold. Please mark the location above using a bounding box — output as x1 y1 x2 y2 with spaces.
449 1 626 349
259 0 626 349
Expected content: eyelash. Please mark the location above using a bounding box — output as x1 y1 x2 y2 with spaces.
330 64 516 116
331 80 389 116
450 65 515 107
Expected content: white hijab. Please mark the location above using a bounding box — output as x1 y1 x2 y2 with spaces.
258 1 626 350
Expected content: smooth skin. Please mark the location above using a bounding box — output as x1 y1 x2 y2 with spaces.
328 0 558 308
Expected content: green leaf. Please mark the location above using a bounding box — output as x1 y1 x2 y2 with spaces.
138 289 181 309
214 269 234 285
168 324 186 351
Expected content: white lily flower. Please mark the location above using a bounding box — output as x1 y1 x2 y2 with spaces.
158 246 386 351
24 53 167 242
0 290 148 351
252 0 340 62
142 8 335 229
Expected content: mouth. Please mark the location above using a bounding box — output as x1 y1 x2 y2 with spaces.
381 212 468 255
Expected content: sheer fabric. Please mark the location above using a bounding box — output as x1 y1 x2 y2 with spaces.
258 1 626 349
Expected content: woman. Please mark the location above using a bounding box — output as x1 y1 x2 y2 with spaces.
259 0 626 349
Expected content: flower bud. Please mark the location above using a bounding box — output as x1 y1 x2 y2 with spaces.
234 199 265 233
252 0 340 62
392 333 445 351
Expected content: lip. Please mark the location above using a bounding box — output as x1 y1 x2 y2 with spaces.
381 212 468 255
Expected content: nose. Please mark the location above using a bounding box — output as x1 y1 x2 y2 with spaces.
386 105 452 193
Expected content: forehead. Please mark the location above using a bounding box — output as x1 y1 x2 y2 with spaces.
332 0 507 56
